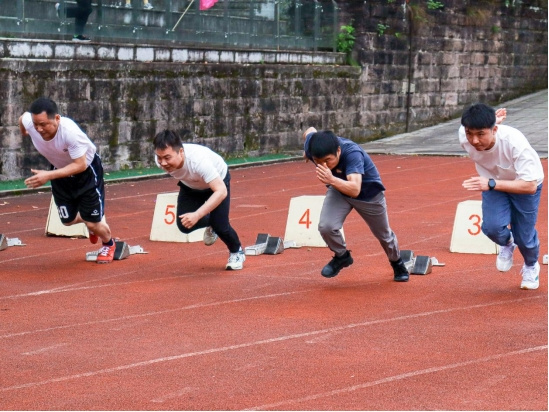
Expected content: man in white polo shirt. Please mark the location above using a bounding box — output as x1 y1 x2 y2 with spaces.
460 103 544 290
153 129 245 270
18 97 116 263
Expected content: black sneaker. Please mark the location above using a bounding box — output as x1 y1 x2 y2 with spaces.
391 258 409 282
72 35 91 42
321 250 353 278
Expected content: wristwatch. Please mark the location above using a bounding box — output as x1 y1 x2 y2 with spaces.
488 178 496 191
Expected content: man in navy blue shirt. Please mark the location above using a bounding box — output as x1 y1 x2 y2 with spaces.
303 127 409 282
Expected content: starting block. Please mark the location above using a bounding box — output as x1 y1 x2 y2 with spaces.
400 250 415 272
284 195 345 248
543 255 548 265
400 249 443 275
149 193 205 243
0 234 26 251
265 236 284 255
411 255 432 275
244 233 287 256
86 241 147 261
450 200 498 254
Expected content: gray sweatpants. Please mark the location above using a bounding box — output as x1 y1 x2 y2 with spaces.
318 186 400 261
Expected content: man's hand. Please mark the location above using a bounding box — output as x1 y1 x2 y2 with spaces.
24 169 52 189
315 163 334 185
302 127 317 141
462 176 489 191
180 211 200 229
495 108 507 125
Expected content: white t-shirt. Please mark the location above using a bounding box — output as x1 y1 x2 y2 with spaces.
459 124 544 185
157 143 228 190
22 112 96 169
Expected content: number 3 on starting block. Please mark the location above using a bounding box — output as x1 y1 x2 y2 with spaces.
149 193 205 242
284 195 344 247
450 200 498 254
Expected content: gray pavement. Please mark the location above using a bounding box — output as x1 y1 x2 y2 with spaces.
361 89 548 158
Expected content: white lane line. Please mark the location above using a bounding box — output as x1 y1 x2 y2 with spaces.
21 343 68 356
0 247 238 299
150 387 197 403
0 289 318 339
0 296 543 392
244 345 548 411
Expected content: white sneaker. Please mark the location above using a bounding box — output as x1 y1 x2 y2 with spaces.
203 226 218 246
125 3 132 8
143 2 153 9
496 239 516 272
226 248 245 270
520 262 540 290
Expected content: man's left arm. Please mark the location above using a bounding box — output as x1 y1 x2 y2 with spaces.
462 176 537 194
24 155 88 189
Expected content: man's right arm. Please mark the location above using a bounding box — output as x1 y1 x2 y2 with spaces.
18 114 29 136
302 127 317 162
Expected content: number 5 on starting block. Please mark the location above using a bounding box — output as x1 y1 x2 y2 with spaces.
284 195 344 247
149 193 205 242
450 200 498 254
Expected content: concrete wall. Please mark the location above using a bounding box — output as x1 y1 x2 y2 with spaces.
1 0 547 180
339 0 548 135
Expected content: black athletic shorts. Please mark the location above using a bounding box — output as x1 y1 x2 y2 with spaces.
51 153 105 224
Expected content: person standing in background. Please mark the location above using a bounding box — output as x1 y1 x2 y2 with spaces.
55 0 94 42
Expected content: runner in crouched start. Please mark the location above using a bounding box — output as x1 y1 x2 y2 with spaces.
303 127 409 282
19 97 116 263
153 130 245 270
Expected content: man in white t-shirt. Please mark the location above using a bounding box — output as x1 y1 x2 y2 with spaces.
18 97 116 263
153 129 245 270
460 103 544 290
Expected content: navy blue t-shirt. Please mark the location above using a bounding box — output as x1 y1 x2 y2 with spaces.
304 134 385 201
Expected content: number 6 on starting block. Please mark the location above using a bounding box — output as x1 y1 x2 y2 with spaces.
284 195 344 247
149 192 205 242
450 200 498 254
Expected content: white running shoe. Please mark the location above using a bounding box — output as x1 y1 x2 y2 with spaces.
520 262 540 290
226 248 245 270
143 2 153 9
496 239 516 272
203 226 218 246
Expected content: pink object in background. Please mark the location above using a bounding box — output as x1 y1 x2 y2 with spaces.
200 0 218 10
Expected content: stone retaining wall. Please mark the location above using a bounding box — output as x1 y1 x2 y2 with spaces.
1 0 547 180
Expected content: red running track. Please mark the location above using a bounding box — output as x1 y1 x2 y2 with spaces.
0 155 547 410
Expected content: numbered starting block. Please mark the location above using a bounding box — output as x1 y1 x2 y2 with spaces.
86 241 148 262
0 234 26 251
244 233 290 256
450 200 498 254
284 195 344 248
399 249 444 275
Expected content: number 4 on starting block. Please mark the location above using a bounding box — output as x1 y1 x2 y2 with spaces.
149 192 205 242
450 200 498 254
284 195 344 247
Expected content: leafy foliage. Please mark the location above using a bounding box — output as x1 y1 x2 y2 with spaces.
336 24 356 54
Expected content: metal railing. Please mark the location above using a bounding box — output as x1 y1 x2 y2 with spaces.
0 0 339 51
